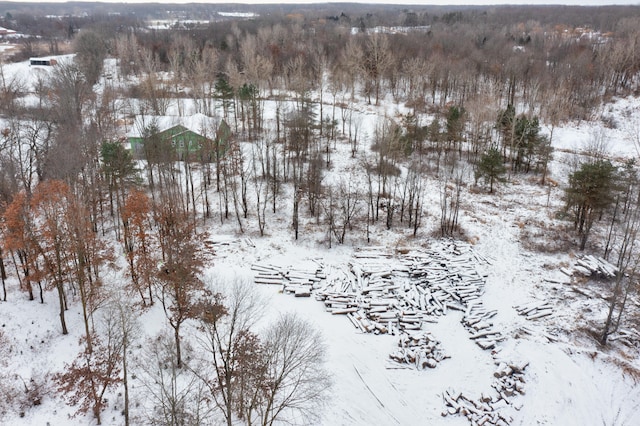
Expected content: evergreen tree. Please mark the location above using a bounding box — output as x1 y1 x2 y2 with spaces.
565 160 618 250
475 146 506 193
446 105 465 154
215 77 235 120
513 115 546 173
101 141 137 218
496 104 515 147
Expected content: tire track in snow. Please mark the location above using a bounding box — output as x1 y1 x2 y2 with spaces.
353 364 401 425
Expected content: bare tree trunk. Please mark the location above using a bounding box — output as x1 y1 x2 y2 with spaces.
0 248 6 302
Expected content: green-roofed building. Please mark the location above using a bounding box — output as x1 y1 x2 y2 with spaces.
126 114 231 160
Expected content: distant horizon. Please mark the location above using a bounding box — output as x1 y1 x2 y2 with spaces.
2 0 640 6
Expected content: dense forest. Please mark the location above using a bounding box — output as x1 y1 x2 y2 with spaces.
1 3 640 425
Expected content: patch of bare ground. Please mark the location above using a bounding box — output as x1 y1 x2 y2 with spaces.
612 352 640 381
519 220 574 253
426 223 470 242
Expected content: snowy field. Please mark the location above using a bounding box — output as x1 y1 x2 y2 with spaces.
1 55 640 425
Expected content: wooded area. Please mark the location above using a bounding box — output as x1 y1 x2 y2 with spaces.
0 3 640 425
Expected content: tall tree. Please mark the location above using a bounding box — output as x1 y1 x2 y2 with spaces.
362 33 393 105
445 105 465 156
475 146 506 193
121 189 155 306
2 191 40 302
600 187 640 345
440 162 464 236
29 180 74 335
74 29 108 86
155 192 205 367
565 160 618 250
258 314 331 426
101 141 137 216
192 277 263 426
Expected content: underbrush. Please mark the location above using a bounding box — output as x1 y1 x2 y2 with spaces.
519 220 574 254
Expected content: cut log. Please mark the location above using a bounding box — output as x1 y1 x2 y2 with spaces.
476 339 496 350
331 307 359 315
527 309 553 320
294 288 311 297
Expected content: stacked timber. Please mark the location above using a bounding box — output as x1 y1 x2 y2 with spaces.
442 359 528 425
575 255 618 278
492 361 528 399
251 262 326 297
513 300 553 320
388 331 449 370
462 302 502 350
256 240 499 350
323 293 359 314
353 246 393 259
283 264 325 297
313 240 490 336
251 263 284 285
204 237 254 257
562 255 618 278
515 325 558 343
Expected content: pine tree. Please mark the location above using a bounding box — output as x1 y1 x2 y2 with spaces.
565 160 618 250
476 147 506 193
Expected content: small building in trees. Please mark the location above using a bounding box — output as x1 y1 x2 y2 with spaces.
0 26 16 36
29 57 58 66
126 114 231 159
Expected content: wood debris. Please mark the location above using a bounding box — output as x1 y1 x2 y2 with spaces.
513 300 553 321
388 331 449 370
442 358 528 425
251 262 325 297
204 237 254 256
609 328 640 348
315 240 490 337
462 302 502 350
573 255 618 278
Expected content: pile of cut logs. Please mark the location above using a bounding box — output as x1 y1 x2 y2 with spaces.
204 237 254 257
251 262 326 297
560 255 618 279
462 302 503 350
513 300 553 321
314 240 490 337
608 328 640 347
252 263 284 285
251 241 522 357
442 358 528 425
388 331 449 370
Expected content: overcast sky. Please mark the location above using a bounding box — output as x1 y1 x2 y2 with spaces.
16 0 640 5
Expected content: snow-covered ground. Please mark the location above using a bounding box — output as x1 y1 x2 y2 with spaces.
1 55 640 425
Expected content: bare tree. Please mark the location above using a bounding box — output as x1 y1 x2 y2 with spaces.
258 314 331 426
251 137 271 236
103 293 140 426
339 38 364 101
136 332 213 425
329 174 363 245
362 33 393 105
155 191 205 367
440 162 465 237
192 275 265 426
399 161 426 236
601 181 640 345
